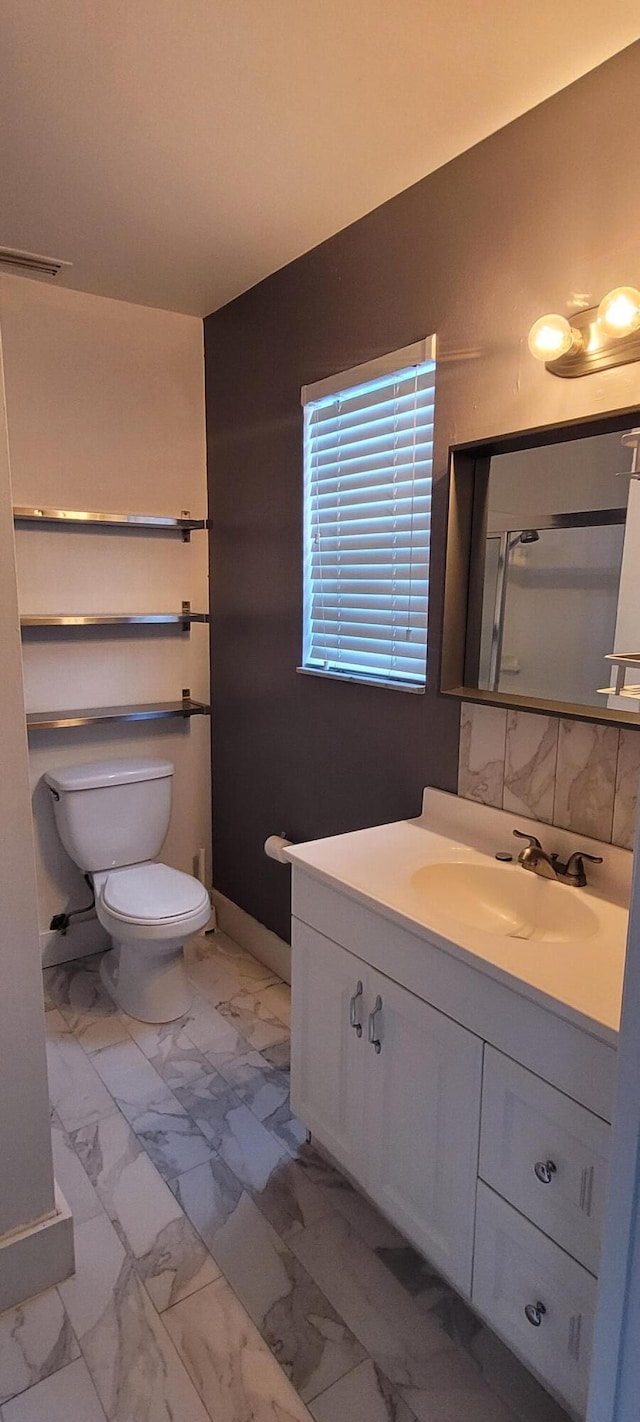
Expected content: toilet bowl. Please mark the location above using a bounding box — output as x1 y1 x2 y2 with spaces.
94 862 211 1022
45 757 211 1023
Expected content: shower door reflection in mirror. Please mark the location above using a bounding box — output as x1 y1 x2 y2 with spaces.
477 426 640 712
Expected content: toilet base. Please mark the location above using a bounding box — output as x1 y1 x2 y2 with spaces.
100 937 192 1024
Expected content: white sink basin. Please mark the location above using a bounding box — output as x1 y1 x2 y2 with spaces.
410 862 600 943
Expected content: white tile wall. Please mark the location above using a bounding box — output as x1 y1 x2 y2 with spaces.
458 704 640 850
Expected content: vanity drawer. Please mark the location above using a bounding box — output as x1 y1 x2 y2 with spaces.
473 1182 596 1416
479 1047 609 1275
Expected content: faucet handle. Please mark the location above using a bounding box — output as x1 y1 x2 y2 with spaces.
566 850 603 871
564 849 604 887
513 830 542 850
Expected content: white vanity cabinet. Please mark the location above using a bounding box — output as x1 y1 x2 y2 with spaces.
291 919 483 1294
290 865 617 1417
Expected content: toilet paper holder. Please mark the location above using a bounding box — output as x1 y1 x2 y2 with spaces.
264 833 293 864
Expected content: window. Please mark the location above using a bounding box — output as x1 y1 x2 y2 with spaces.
300 337 435 691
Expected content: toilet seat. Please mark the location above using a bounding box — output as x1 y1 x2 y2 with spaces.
101 862 210 926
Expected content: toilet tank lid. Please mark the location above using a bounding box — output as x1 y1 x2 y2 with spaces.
44 757 174 793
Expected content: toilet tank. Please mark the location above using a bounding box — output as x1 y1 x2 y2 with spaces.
44 757 174 872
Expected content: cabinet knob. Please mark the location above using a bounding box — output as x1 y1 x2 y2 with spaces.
524 1301 547 1328
534 1160 557 1185
349 981 363 1038
368 995 383 1054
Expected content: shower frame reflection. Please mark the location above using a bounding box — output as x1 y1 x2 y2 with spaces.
482 508 627 693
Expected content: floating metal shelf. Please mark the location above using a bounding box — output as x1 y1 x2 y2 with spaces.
13 506 207 539
597 685 640 703
20 608 209 629
26 696 210 732
597 652 640 709
605 652 640 667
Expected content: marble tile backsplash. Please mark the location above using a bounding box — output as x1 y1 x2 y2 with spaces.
458 703 640 849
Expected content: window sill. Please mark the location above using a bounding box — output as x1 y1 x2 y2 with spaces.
297 666 426 694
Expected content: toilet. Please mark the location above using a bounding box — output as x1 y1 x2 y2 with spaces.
44 757 211 1023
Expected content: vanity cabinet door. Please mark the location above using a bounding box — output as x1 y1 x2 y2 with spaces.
290 919 367 1180
364 969 483 1296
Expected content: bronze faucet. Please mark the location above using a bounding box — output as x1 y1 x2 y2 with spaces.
513 831 602 888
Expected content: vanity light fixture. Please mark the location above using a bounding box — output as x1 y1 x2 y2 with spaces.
528 285 640 378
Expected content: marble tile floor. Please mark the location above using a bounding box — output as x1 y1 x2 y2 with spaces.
0 930 571 1422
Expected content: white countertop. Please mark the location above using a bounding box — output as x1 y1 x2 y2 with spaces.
286 789 632 1043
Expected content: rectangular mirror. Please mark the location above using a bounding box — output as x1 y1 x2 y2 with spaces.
442 411 640 725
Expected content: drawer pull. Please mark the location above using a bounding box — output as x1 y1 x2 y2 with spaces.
534 1159 557 1185
368 995 383 1054
524 1301 547 1327
349 981 363 1038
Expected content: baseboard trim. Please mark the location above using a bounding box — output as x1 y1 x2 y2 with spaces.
211 889 291 984
40 916 110 967
0 1185 75 1312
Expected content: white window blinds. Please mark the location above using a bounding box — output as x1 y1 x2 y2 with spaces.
300 337 435 690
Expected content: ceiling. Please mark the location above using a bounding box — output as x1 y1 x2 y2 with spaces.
1 2 639 317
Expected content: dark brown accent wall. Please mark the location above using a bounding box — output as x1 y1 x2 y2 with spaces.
205 42 640 942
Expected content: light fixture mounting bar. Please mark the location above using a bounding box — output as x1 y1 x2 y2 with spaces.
546 306 640 378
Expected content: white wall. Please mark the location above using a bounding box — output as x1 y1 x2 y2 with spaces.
0 324 56 1238
488 430 625 520
0 275 210 950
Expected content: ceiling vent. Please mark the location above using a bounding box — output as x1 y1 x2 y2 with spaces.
0 246 72 279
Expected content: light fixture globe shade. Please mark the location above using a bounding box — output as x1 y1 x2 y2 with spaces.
527 314 577 362
597 286 640 338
